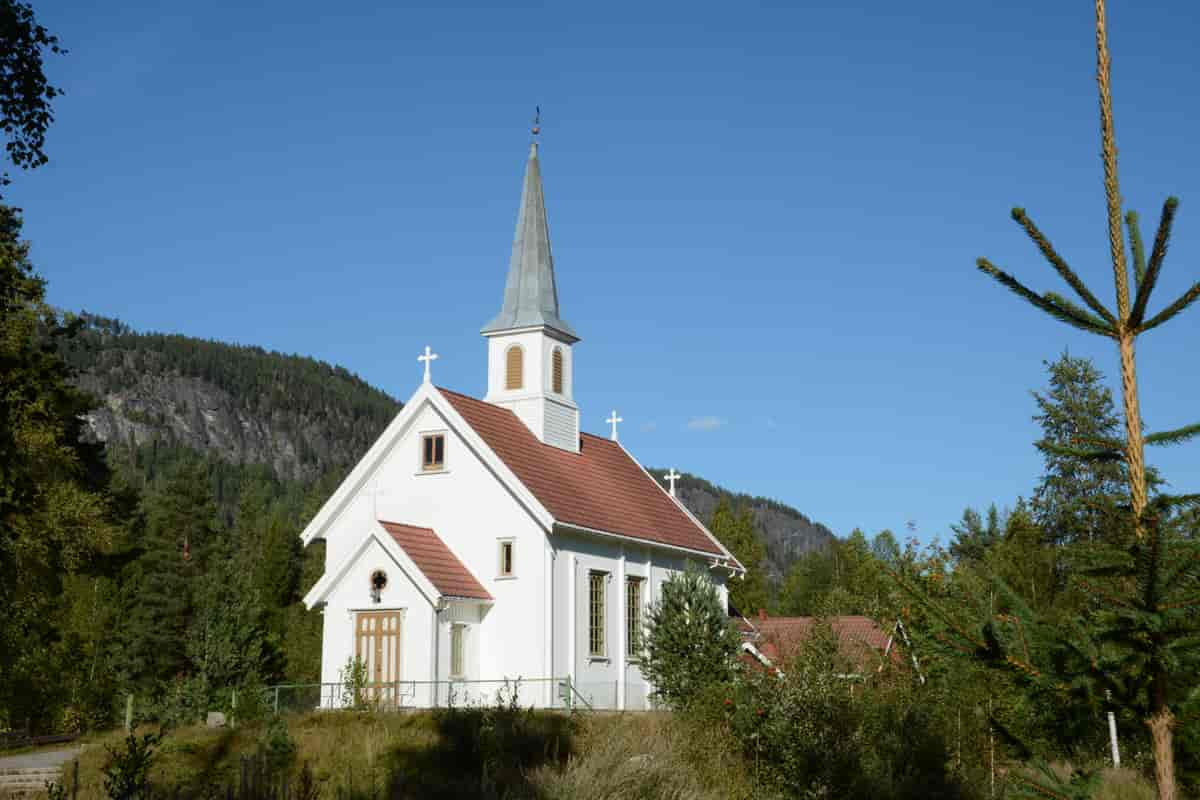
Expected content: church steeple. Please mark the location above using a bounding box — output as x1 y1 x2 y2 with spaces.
482 129 581 452
481 141 578 342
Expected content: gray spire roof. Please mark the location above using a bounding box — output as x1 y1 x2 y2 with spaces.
481 142 578 341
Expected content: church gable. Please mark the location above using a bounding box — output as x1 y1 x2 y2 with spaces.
298 382 554 554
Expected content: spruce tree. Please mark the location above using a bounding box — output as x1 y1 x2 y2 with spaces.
1031 354 1127 548
120 462 217 687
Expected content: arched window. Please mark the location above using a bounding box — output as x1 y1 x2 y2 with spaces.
552 348 564 394
505 345 524 390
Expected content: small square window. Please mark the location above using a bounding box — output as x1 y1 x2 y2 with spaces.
421 434 445 471
498 540 515 577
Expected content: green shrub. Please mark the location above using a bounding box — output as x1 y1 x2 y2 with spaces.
259 715 296 770
338 657 370 711
703 622 968 799
102 731 162 800
642 562 740 709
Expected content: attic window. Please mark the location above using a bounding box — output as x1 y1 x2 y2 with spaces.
552 348 564 394
505 345 524 390
421 434 445 472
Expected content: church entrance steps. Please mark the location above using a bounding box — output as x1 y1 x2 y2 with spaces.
0 749 80 798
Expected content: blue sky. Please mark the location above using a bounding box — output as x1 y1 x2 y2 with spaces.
12 0 1200 544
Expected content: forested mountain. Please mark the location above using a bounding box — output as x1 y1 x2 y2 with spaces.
646 470 835 583
59 315 832 576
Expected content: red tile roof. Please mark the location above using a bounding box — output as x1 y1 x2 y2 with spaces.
379 521 492 600
439 388 728 558
741 614 898 670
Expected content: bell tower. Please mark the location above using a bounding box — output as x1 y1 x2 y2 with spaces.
481 130 580 452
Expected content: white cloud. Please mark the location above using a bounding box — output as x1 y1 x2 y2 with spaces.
687 416 726 431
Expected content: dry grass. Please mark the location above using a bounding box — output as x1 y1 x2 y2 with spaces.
1092 768 1157 800
60 711 1160 800
68 713 442 800
529 712 768 800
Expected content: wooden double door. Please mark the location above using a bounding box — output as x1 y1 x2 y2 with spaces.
356 611 402 707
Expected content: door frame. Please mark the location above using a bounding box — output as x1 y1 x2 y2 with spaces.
351 608 405 708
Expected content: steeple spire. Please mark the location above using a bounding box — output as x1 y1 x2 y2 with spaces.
481 127 578 342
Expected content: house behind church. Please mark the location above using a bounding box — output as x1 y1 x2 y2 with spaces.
300 135 743 711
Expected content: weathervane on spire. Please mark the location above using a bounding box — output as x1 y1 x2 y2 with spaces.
531 106 541 139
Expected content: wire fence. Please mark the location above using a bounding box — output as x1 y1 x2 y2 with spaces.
258 677 655 714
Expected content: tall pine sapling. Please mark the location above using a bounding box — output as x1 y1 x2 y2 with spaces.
892 1 1200 797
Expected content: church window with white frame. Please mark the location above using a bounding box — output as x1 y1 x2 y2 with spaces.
498 539 515 578
421 433 445 472
625 576 643 657
588 571 607 658
450 624 466 678
505 345 524 390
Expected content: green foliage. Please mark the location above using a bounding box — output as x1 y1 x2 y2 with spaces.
642 562 740 709
0 204 122 731
339 657 370 712
778 528 893 616
708 498 769 616
695 626 967 799
259 716 297 771
647 466 837 589
949 506 1003 564
0 0 64 189
102 731 161 800
978 197 1199 339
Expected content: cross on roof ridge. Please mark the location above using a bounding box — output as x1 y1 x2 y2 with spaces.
418 345 439 384
606 410 623 441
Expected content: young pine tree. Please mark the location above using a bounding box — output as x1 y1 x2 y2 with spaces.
642 562 740 709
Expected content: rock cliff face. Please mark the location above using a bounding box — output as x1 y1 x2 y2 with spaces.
62 315 832 576
60 315 401 483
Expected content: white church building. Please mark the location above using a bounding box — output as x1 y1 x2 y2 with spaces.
300 134 743 710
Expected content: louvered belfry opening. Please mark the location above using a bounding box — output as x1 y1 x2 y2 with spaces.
505 345 524 390
551 348 564 394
